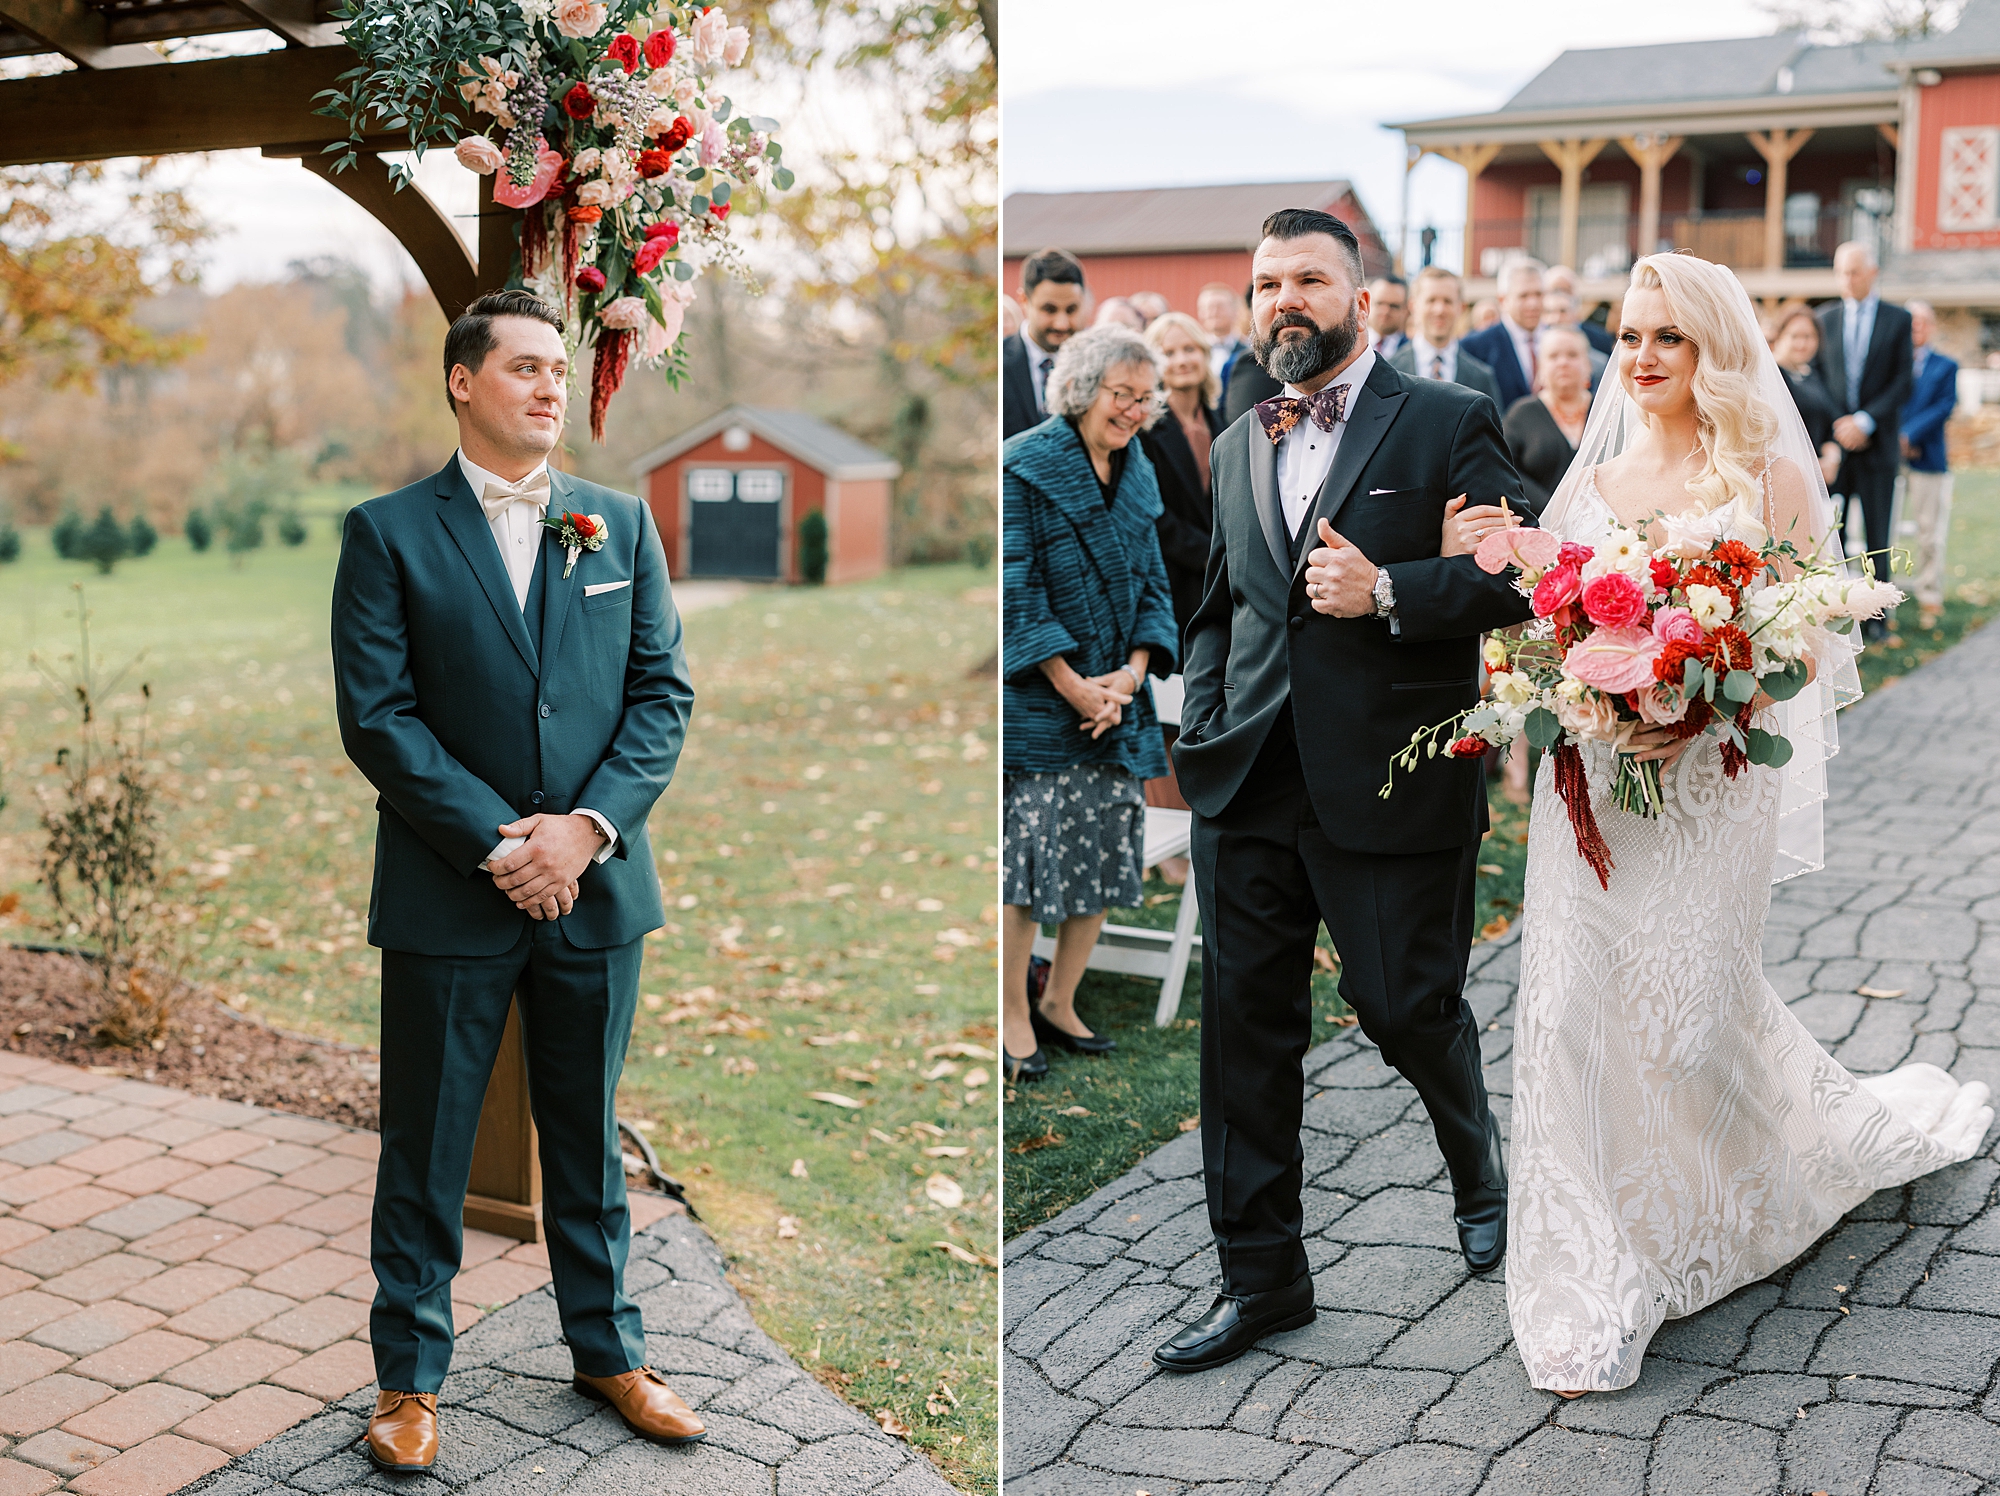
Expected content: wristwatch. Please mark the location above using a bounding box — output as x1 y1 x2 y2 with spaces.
1370 567 1396 619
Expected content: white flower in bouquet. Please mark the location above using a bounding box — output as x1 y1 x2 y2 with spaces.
1582 525 1650 583
517 0 555 19
722 25 750 65
1686 582 1735 629
673 76 700 109
1556 690 1620 740
1481 637 1508 670
1659 506 1729 559
1490 671 1537 708
645 70 677 100
690 7 731 63
571 147 603 178
1741 583 1811 660
576 179 617 207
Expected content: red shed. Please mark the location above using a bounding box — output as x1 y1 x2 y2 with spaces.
630 406 900 583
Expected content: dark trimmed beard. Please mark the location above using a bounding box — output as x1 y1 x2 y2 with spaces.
1255 303 1361 386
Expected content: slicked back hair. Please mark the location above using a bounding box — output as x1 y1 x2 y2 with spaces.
1259 208 1365 289
1021 247 1086 297
443 289 567 415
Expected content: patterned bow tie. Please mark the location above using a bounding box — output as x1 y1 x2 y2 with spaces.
477 469 551 522
1255 384 1349 445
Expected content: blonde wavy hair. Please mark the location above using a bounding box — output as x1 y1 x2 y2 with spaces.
1144 311 1221 409
1625 252 1780 514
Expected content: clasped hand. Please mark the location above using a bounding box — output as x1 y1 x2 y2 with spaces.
489 812 601 921
1056 670 1135 740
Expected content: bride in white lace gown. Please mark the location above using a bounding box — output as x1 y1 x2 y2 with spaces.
1490 253 1993 1395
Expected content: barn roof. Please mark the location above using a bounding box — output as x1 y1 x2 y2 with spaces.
1001 180 1377 258
630 406 902 481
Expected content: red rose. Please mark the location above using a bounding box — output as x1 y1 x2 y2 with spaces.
1449 736 1488 759
1649 556 1678 594
644 28 675 67
710 201 729 219
1557 541 1594 568
632 237 671 274
637 149 671 178
562 82 595 119
574 514 599 538
658 116 694 152
1531 564 1581 618
566 204 603 224
606 33 641 72
1581 571 1648 630
576 265 607 292
643 221 679 244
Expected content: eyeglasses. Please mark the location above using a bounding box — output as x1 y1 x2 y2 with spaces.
1102 386 1159 412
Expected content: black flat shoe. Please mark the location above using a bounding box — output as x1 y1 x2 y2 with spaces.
1454 1116 1508 1275
1030 1001 1116 1055
1004 1046 1049 1083
1152 1274 1315 1372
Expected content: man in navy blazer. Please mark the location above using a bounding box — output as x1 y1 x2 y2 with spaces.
1900 299 1958 629
332 291 699 1470
1458 259 1546 413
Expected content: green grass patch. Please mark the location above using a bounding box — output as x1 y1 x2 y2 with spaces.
1855 466 2000 697
0 531 999 1493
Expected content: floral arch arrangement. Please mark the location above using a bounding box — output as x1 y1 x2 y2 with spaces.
320 0 793 439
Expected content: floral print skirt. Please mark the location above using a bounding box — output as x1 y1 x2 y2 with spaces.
1003 765 1145 924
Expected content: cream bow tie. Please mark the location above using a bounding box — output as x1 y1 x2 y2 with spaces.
477 470 550 522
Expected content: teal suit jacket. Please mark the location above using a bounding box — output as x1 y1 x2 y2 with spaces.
332 457 694 956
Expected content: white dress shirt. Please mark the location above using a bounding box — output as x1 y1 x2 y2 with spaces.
1276 347 1375 539
456 449 619 869
1500 316 1536 388
1408 335 1457 383
1024 330 1060 415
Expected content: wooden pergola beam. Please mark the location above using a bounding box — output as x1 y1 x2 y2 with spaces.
1537 137 1609 272
1424 143 1502 273
0 0 164 68
221 0 343 48
1619 133 1683 262
0 45 357 166
288 149 483 318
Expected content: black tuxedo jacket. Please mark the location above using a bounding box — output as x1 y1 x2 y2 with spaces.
1173 358 1535 852
1137 405 1218 633
1003 332 1045 441
1812 299 1914 471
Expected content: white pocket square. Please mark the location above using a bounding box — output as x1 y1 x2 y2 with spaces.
1368 487 1397 495
583 579 631 596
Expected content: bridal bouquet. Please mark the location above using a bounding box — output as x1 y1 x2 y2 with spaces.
1387 507 1901 887
320 0 791 439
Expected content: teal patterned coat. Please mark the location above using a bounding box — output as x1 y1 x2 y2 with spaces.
1002 417 1177 778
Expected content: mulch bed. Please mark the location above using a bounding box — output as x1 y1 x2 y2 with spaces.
0 945 381 1130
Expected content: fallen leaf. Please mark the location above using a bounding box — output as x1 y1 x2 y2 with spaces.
932 1240 998 1268
790 1158 809 1179
1011 1128 1063 1153
1178 1115 1200 1132
911 1122 948 1137
925 1173 964 1208
923 1145 970 1157
925 1380 961 1416
808 1031 863 1046
1478 863 1504 875
921 1060 960 1081
962 1067 990 1089
776 1215 801 1239
926 1042 997 1060
1313 947 1339 974
868 1128 896 1144
1057 1105 1091 1117
1325 1012 1359 1027
807 1091 864 1109
876 1408 912 1439
835 1066 877 1084
1479 915 1511 942
1856 985 1906 998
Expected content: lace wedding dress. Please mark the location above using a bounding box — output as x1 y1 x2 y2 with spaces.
1505 470 1995 1392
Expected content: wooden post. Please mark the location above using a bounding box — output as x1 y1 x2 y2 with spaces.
1619 133 1682 260
1537 138 1608 271
1427 142 1501 275
1748 128 1814 270
464 998 543 1242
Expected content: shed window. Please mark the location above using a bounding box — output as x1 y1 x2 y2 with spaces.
689 469 734 501
736 469 784 502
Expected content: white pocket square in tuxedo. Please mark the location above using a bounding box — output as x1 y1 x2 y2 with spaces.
583 579 631 597
1368 487 1397 495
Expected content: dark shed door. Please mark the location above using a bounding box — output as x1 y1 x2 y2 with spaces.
688 466 783 577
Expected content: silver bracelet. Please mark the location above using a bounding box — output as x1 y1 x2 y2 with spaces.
1116 665 1142 692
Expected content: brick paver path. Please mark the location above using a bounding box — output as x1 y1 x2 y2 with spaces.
1004 618 2000 1495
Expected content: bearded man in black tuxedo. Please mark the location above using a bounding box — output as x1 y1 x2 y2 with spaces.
1157 208 1536 1373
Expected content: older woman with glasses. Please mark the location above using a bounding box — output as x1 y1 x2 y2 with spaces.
1002 325 1179 1081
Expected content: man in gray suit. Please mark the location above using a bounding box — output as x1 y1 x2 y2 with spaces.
1390 266 1501 412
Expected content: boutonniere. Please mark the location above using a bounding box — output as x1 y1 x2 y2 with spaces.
541 511 607 578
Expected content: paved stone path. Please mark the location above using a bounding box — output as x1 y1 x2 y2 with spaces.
1004 618 2000 1496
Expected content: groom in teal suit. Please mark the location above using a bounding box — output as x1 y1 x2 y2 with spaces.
331 290 701 1470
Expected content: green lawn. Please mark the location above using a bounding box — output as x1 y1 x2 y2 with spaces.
1003 469 2000 1241
0 523 999 1493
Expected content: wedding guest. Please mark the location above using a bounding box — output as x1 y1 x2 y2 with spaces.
1001 294 1021 340
1544 264 1614 353
1367 275 1409 358
1460 258 1545 412
1003 247 1087 440
1130 291 1171 327
1767 305 1843 487
1002 325 1178 1081
1503 323 1591 513
1094 297 1148 333
1140 311 1219 634
1813 239 1913 641
1389 266 1500 408
1901 299 1959 631
1198 282 1248 400
1471 297 1501 331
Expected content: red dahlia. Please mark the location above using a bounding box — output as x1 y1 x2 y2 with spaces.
1654 637 1703 685
1709 539 1762 585
1702 623 1753 674
1682 563 1742 611
562 83 595 119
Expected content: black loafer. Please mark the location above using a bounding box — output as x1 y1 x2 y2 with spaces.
1456 1195 1506 1274
1030 1002 1116 1055
1004 1046 1049 1083
1152 1274 1315 1372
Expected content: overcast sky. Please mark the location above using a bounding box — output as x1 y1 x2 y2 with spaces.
1002 0 1794 258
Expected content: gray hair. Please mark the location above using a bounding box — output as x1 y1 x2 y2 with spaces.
1046 325 1164 422
1499 257 1546 294
1834 239 1878 269
1535 323 1592 357
1907 298 1936 321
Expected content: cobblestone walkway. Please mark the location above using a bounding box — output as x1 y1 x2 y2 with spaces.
1004 618 2000 1496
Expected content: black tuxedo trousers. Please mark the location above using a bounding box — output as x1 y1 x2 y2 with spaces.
1193 702 1491 1296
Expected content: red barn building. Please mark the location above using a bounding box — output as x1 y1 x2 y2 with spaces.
1389 0 2000 345
1001 180 1392 318
630 406 899 584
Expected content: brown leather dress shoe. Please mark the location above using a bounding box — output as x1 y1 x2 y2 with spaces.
365 1389 438 1471
573 1366 706 1443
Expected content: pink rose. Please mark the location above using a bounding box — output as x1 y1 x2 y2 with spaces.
1472 524 1559 576
1530 565 1580 618
699 121 727 167
644 296 684 357
722 24 750 64
1651 606 1702 645
598 296 650 331
632 236 672 274
1557 541 1594 568
492 143 564 208
1563 625 1666 695
1555 690 1621 742
1581 571 1648 630
1629 683 1690 726
690 6 729 63
454 136 505 174
554 0 608 39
